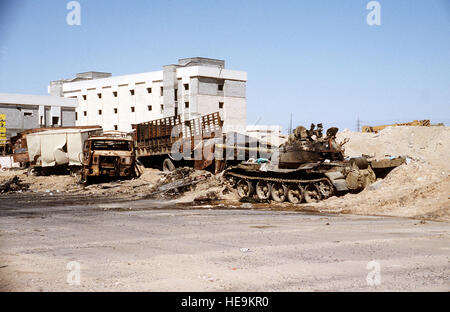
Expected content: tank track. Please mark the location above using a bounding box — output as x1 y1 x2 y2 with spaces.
225 171 328 184
225 171 334 204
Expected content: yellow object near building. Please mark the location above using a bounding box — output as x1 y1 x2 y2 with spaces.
0 114 6 146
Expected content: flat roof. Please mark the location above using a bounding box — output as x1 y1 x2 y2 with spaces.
62 66 247 93
27 127 102 136
0 93 78 107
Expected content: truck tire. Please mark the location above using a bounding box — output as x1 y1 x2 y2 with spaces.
162 158 176 172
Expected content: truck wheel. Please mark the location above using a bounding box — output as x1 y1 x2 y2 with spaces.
162 158 176 172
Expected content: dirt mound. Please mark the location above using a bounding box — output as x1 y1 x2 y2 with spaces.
337 126 450 170
325 126 450 221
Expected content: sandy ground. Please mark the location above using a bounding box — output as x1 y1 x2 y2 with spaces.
0 200 448 292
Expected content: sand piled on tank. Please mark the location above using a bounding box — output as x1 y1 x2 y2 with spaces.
318 126 450 221
337 126 450 170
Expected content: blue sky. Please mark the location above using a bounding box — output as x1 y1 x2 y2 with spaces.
0 0 449 131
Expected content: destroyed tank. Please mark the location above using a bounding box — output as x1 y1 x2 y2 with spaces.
224 124 378 204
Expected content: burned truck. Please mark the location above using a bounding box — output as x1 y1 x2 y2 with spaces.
224 124 404 204
25 127 102 175
81 132 138 182
133 112 223 172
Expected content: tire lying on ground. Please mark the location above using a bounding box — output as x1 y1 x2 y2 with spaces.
162 158 176 172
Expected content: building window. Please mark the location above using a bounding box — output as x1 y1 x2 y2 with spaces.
40 116 44 125
218 83 224 91
52 116 59 126
114 108 118 114
97 93 102 99
219 102 224 109
174 89 178 101
147 87 152 93
98 110 102 115
114 125 118 131
130 89 135 96
24 112 33 117
185 101 189 108
75 112 78 120
82 95 87 101
160 87 164 96
147 105 152 111
83 111 87 116
113 91 117 97
160 104 164 112
131 106 135 112
184 83 189 91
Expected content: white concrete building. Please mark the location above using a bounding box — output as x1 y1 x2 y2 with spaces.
0 93 77 138
50 58 247 133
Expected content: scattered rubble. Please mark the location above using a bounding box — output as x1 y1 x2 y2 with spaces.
146 167 212 199
0 176 29 193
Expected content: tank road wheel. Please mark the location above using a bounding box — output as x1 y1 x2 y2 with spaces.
271 183 287 202
255 181 271 200
304 183 321 203
237 179 254 198
287 184 304 204
162 158 176 172
225 175 237 186
315 180 334 200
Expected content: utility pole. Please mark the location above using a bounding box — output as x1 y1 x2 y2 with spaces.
356 117 361 132
289 113 293 135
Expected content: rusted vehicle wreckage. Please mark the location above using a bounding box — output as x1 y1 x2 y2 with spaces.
133 112 225 172
81 131 138 183
224 123 405 204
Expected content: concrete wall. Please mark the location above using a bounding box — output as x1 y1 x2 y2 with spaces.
61 108 76 126
73 79 165 132
190 77 246 130
162 65 178 118
0 104 74 137
0 105 39 137
224 80 246 98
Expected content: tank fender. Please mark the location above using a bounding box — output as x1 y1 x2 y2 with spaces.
350 157 369 170
324 172 348 191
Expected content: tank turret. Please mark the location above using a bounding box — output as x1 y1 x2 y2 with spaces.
278 124 344 168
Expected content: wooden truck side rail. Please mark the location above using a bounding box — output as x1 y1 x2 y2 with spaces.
132 112 223 158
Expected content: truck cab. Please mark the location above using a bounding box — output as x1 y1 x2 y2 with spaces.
81 132 136 182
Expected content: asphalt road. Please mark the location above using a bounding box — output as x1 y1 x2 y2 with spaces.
0 194 448 291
